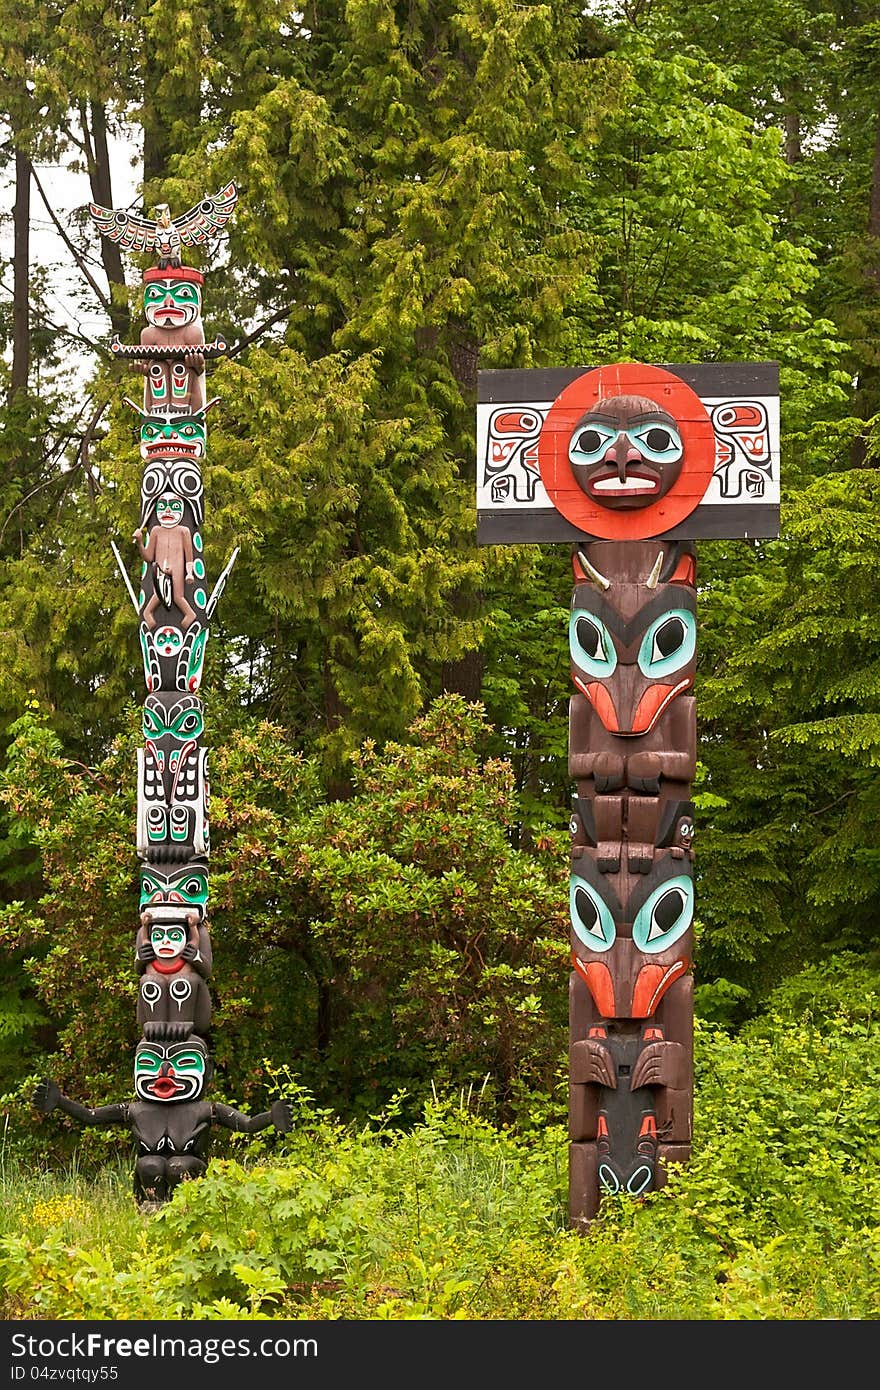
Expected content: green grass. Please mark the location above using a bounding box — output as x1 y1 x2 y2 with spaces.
3 957 880 1319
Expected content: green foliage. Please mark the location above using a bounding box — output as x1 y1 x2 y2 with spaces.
0 694 568 1149
2 6 880 1301
2 955 878 1320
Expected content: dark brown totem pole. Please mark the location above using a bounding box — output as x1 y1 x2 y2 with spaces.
476 361 780 1225
33 185 292 1208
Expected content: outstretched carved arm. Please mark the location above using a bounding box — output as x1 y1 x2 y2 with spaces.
212 1098 293 1135
33 1079 129 1128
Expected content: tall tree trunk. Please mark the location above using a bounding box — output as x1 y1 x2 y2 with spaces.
83 101 130 339
870 113 880 242
851 113 880 464
11 146 30 398
324 656 353 801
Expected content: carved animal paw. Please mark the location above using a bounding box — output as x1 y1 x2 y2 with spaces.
569 1039 616 1089
626 752 662 795
631 1041 688 1091
593 752 625 794
596 840 622 873
627 843 654 874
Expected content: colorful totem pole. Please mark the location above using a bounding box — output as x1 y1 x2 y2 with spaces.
33 185 292 1208
476 362 780 1225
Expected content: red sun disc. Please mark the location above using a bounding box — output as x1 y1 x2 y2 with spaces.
537 363 716 540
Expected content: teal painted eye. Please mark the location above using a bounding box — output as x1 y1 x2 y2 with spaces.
598 1164 621 1193
631 876 693 953
178 873 208 904
569 611 616 678
627 1165 654 1195
170 1051 205 1074
135 1049 162 1074
637 609 695 678
152 926 185 945
626 422 683 464
569 422 617 465
570 876 615 951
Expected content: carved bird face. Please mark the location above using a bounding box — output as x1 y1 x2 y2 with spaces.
568 395 684 510
569 852 693 1019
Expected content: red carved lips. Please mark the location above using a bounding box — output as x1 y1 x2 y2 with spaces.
149 1073 184 1099
155 307 186 324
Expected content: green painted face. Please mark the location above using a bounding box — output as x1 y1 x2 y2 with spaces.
155 494 185 527
143 279 201 329
153 626 182 657
134 1038 208 1102
139 417 207 461
150 924 187 959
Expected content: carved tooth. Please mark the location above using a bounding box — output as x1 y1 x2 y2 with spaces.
646 551 664 589
576 547 610 591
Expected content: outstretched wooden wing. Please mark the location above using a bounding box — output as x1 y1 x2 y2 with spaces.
88 204 157 253
173 182 238 246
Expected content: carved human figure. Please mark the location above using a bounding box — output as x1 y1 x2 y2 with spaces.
33 1033 292 1208
135 912 212 1035
134 494 197 630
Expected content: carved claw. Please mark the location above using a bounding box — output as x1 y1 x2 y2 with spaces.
33 1079 61 1113
570 1039 617 1089
631 1041 688 1091
626 751 662 795
627 843 654 874
270 1099 293 1133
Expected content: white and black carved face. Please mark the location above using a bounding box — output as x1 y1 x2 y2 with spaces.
141 459 203 528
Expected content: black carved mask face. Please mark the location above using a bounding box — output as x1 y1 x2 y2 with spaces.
568 396 684 509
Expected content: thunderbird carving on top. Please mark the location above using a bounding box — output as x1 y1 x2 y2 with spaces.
88 182 238 268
